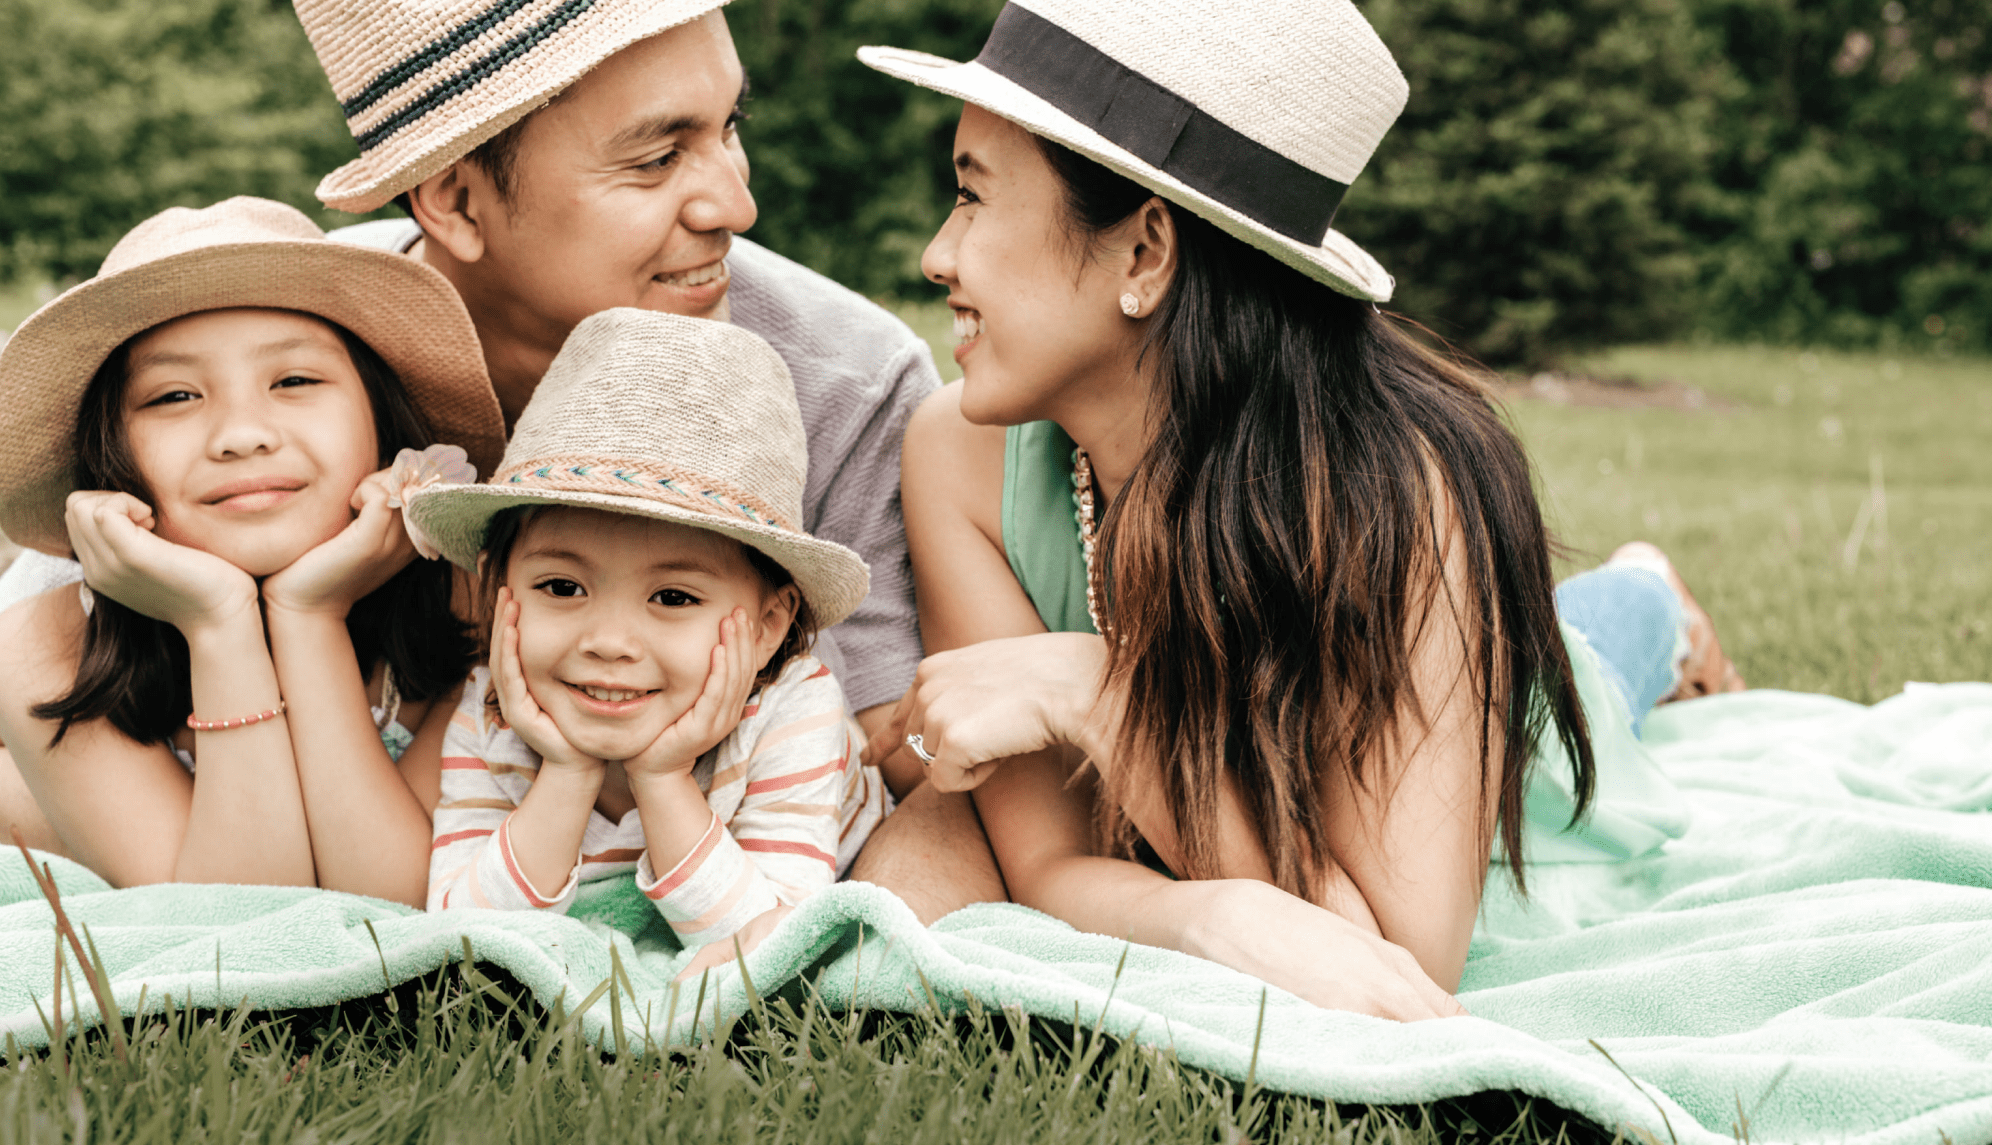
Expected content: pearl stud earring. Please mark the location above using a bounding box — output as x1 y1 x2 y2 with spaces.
1119 293 1140 317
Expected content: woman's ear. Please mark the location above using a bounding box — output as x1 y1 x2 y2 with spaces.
1119 197 1179 318
751 584 802 669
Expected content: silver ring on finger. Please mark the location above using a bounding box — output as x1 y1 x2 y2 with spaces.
905 732 937 765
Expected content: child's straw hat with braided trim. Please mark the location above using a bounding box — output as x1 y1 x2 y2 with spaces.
406 308 870 627
299 0 734 213
0 196 505 557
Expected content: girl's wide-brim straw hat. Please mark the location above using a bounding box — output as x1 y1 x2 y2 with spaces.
859 0 1409 302
0 196 506 557
299 0 733 213
406 309 871 628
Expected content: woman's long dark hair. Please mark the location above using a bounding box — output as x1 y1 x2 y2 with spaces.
33 315 478 747
1036 139 1594 897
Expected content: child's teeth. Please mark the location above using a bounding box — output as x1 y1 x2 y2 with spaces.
582 685 641 702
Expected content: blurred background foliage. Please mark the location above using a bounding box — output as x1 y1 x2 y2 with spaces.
0 0 1986 365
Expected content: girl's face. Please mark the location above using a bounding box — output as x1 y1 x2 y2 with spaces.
122 309 378 577
920 105 1145 426
505 508 797 762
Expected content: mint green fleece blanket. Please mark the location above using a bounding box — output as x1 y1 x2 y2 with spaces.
3 683 1990 1145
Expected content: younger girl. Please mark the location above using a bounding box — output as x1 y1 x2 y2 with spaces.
0 197 505 905
411 309 885 965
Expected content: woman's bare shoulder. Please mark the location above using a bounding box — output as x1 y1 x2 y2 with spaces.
903 382 1008 544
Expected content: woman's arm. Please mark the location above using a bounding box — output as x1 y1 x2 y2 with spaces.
897 385 1458 1018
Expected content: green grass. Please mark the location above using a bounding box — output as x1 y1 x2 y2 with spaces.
7 321 1985 1141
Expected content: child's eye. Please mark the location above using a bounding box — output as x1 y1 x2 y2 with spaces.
536 578 585 599
651 589 699 607
273 375 323 390
139 389 199 408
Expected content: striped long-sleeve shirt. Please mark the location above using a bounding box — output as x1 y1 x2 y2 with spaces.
427 654 886 950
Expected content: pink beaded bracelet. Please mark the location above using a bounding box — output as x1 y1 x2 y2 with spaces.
185 701 286 732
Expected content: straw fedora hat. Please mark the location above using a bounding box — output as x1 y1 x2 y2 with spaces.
0 196 505 557
406 309 870 627
859 0 1408 301
300 0 733 213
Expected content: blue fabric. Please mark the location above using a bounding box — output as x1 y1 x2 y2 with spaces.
1556 567 1684 735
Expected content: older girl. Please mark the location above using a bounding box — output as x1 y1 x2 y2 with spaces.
0 197 504 905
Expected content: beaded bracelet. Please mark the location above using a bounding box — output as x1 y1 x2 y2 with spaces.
186 701 286 732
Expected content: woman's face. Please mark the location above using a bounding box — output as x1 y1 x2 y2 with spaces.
121 308 378 577
921 105 1145 426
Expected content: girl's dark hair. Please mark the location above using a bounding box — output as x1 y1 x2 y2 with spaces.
33 314 478 746
476 507 818 699
1035 137 1594 897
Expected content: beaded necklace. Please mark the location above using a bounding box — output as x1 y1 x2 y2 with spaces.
1071 447 1107 635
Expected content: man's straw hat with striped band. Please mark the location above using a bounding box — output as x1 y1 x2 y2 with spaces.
0 196 506 558
299 0 734 213
406 308 871 627
859 0 1408 301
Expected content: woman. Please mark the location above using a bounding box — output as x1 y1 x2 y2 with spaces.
858 0 1740 1018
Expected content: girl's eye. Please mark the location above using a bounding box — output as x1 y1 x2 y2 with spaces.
651 589 698 607
536 578 585 599
273 374 322 390
139 389 199 408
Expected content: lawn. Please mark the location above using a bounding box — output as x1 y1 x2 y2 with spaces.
3 319 1985 1143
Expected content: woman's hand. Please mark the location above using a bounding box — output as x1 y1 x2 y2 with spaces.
64 490 258 633
865 632 1112 793
624 610 757 779
262 470 416 617
490 587 602 775
1180 879 1468 1021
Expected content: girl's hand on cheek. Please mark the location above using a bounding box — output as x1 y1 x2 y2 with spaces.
625 609 757 780
491 587 602 774
64 490 257 633
262 471 417 617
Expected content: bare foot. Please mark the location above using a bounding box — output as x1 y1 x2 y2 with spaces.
1607 542 1747 701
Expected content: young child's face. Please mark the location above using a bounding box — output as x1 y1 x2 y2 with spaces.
506 507 796 762
122 308 378 576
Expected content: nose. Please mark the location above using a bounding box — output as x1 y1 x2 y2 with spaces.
575 600 644 663
205 388 282 460
921 210 962 287
681 136 759 237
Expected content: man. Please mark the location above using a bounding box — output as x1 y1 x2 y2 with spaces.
297 0 999 916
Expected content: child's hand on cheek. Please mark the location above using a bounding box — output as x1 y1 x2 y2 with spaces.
491 586 603 774
65 490 258 634
624 609 758 779
262 470 417 618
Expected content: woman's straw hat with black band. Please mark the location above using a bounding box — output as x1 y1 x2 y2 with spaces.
859 0 1409 301
299 0 735 213
0 196 506 558
406 308 871 628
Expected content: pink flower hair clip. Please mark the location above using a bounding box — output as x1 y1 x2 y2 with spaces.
385 444 478 560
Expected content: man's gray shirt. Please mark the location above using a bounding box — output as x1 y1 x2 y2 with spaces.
0 220 935 714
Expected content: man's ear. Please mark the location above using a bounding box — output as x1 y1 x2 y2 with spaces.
407 161 493 265
1118 196 1179 316
752 584 802 670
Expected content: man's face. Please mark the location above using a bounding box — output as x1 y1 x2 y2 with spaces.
475 12 756 330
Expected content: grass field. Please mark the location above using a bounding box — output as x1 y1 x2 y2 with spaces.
3 312 1986 1142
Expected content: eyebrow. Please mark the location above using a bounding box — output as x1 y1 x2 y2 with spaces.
954 152 990 177
127 336 329 375
604 76 752 153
